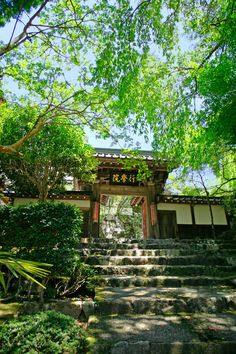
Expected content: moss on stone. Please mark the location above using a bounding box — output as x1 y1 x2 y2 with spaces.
0 302 22 319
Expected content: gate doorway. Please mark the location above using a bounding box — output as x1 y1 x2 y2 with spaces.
99 195 143 239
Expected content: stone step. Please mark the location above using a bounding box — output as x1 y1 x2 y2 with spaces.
87 238 236 353
79 247 196 257
80 238 236 252
84 255 230 266
82 237 236 246
78 247 236 258
94 264 236 277
80 241 193 250
83 238 181 244
80 242 141 250
84 237 229 244
97 275 235 288
95 286 236 315
88 313 236 354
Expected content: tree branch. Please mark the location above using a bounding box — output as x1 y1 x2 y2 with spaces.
130 0 152 18
197 42 222 70
212 177 236 196
0 0 50 57
0 118 45 154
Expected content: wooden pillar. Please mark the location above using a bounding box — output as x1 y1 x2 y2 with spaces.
142 200 148 240
146 183 160 239
90 182 100 238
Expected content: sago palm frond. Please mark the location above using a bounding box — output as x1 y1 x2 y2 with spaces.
0 251 52 292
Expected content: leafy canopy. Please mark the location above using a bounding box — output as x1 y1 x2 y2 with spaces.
0 0 235 190
0 107 96 200
0 0 43 27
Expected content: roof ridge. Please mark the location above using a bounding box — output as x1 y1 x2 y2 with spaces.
94 147 154 157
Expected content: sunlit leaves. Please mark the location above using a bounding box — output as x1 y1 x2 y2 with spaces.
0 0 43 27
0 113 97 200
0 251 51 292
0 0 234 194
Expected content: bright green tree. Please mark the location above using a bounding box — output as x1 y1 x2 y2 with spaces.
107 0 235 189
0 112 96 201
0 0 234 193
0 0 201 153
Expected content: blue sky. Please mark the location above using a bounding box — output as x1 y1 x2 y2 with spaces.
85 128 153 150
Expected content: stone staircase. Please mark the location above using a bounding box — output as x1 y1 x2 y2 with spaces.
80 238 236 354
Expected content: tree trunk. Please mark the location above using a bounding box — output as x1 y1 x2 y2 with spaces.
198 173 216 239
207 193 216 239
38 187 48 202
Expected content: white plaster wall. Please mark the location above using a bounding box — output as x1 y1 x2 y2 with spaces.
194 204 227 225
157 203 192 224
13 197 90 210
61 199 90 209
212 205 228 225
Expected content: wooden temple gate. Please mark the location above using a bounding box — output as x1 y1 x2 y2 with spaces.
10 147 229 239
87 148 169 239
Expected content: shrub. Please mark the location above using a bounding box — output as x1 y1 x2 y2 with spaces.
45 262 98 299
0 310 88 354
0 202 82 248
0 202 97 299
0 202 83 276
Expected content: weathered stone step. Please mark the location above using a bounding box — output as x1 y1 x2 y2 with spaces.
82 244 236 254
88 313 236 354
80 242 140 250
94 264 236 277
81 238 141 244
82 237 235 245
80 238 236 252
97 275 235 288
85 255 229 266
83 238 183 244
79 247 196 257
80 241 192 250
95 286 236 315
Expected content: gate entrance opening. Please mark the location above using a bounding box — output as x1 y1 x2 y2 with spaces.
99 195 143 240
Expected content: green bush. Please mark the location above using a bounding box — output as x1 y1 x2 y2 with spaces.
0 202 83 276
0 202 97 299
0 202 82 248
0 310 88 354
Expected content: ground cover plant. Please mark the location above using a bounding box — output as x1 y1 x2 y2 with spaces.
0 310 88 354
